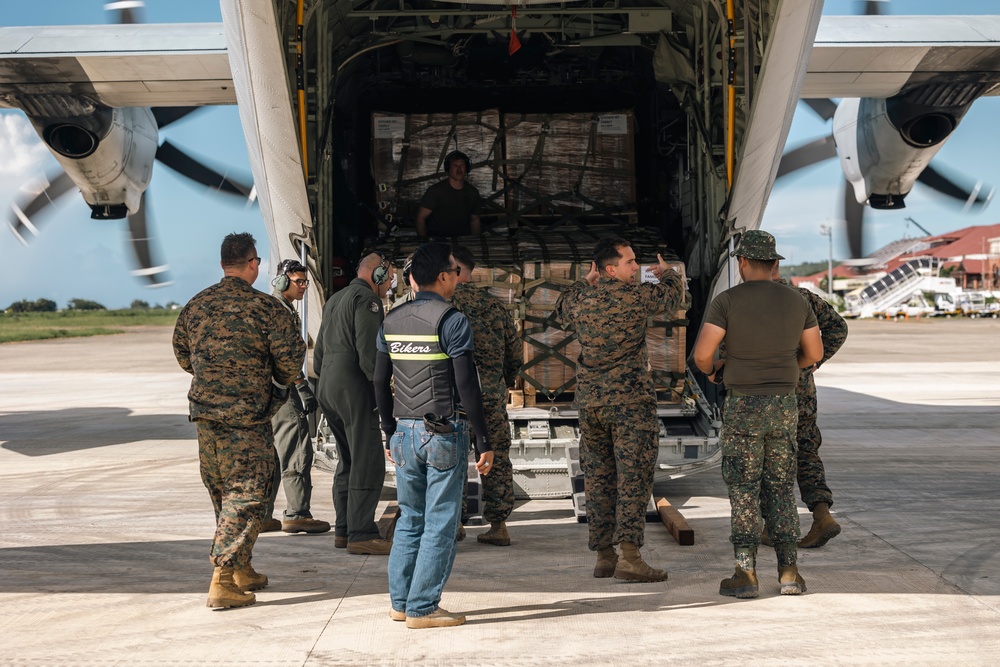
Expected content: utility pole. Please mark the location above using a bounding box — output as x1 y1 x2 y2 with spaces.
819 224 833 299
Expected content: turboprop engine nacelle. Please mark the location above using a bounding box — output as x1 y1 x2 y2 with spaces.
25 102 158 220
832 91 972 211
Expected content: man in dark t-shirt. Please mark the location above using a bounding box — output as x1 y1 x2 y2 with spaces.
693 230 823 600
416 150 482 237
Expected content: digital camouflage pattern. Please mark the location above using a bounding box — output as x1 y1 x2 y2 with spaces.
721 394 799 557
197 420 275 569
578 402 660 550
173 275 304 570
731 229 784 261
554 273 687 407
451 281 521 522
795 285 847 510
555 270 686 552
173 276 305 426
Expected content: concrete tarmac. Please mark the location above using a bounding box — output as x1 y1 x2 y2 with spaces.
1 319 998 666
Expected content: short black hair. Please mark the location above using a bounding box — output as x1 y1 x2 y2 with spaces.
411 242 454 288
452 245 476 271
744 257 778 272
277 259 306 276
593 237 631 271
221 232 257 266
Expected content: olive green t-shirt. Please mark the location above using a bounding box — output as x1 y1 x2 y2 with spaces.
419 180 482 236
704 280 818 395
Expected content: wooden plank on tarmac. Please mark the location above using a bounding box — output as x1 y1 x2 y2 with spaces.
378 501 400 541
656 496 694 546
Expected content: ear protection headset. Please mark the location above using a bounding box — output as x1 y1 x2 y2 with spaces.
271 259 303 292
370 251 391 286
444 150 471 173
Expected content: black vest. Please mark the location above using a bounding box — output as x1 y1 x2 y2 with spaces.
383 297 458 419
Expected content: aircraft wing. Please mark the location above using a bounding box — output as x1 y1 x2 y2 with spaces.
0 23 235 107
804 15 1000 99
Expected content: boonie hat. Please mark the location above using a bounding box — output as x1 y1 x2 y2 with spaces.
730 230 784 261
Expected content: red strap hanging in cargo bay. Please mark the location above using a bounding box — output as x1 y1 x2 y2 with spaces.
509 8 521 56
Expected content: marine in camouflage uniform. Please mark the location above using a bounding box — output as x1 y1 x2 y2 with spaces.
555 238 687 582
450 247 522 545
693 230 822 598
172 232 305 608
788 281 848 547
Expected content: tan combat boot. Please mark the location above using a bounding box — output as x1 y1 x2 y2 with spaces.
233 562 268 591
404 608 467 629
798 503 841 548
456 524 466 542
778 565 807 595
477 521 510 546
206 567 256 608
613 542 668 582
719 567 760 599
593 546 618 578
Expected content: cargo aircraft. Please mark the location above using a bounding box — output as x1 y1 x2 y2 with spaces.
4 1 1000 315
3 1 1000 480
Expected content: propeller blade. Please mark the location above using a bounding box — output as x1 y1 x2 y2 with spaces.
155 141 254 198
843 180 866 259
802 99 838 122
151 107 200 129
917 164 995 212
7 171 77 246
777 135 838 178
104 1 145 24
126 192 172 287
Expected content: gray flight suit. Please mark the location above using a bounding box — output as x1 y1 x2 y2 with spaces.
314 278 386 544
265 387 315 520
263 292 316 521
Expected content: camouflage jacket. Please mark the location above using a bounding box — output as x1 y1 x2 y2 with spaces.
555 272 687 407
450 281 521 395
173 276 306 426
798 286 848 368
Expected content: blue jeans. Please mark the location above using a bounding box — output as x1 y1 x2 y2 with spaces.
388 418 468 618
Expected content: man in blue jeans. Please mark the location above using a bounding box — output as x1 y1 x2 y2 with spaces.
374 242 494 629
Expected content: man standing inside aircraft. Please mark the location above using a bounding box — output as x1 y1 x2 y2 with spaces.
415 150 482 237
555 237 687 583
450 246 521 546
314 251 394 554
260 259 331 535
770 264 848 549
374 242 494 628
173 232 305 609
692 230 823 599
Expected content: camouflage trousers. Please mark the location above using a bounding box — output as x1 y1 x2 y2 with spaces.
579 402 659 551
463 391 514 523
196 419 275 569
796 373 833 510
721 394 800 552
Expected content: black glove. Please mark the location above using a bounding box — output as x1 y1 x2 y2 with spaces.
295 381 318 414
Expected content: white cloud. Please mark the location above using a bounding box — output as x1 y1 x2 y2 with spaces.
0 112 49 178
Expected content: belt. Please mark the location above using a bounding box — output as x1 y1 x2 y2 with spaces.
728 390 793 397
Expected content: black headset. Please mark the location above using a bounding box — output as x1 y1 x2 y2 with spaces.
444 150 471 173
272 259 304 292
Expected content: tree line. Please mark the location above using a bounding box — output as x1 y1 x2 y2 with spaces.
4 299 180 313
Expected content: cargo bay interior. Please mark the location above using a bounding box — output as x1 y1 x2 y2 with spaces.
280 1 780 490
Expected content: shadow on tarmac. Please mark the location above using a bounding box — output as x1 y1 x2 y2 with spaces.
1 408 194 456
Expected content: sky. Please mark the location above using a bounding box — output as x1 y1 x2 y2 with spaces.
2 1 1000 308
